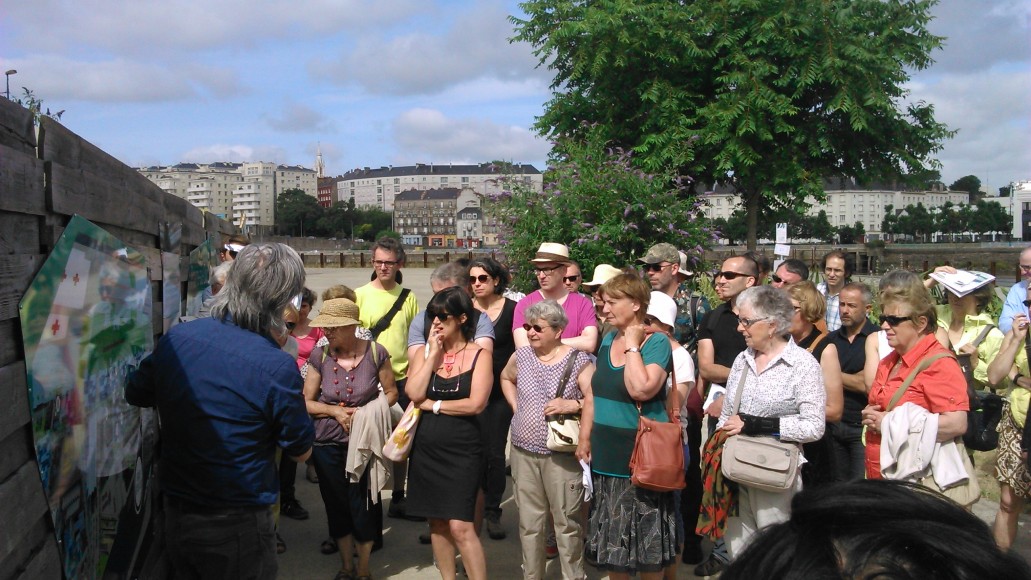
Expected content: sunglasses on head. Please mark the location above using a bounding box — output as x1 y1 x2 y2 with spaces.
878 314 912 327
563 275 579 283
470 274 492 284
430 311 454 323
522 323 548 333
714 271 753 281
642 263 668 273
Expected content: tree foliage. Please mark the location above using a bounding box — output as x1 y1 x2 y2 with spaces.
275 190 390 239
949 175 983 203
512 0 954 250
881 200 1011 241
11 88 64 124
487 126 713 291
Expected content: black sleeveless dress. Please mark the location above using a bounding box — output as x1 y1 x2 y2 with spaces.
797 328 837 488
406 351 485 522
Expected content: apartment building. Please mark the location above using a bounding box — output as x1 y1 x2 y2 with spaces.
394 187 483 248
1006 181 1031 241
338 163 542 212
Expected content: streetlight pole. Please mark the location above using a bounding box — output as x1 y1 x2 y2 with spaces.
5 70 16 100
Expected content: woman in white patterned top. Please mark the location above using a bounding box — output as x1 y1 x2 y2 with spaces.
717 286 826 560
500 299 594 580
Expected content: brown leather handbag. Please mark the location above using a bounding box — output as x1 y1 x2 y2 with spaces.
629 360 686 492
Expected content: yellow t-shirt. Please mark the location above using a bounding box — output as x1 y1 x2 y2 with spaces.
355 283 420 380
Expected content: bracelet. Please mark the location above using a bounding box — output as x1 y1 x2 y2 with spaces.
432 400 442 415
576 399 583 411
624 346 641 354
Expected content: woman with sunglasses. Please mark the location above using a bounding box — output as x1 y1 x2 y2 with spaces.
785 281 844 487
861 279 968 480
467 257 519 540
499 299 594 579
586 273 677 579
716 285 825 559
405 287 492 580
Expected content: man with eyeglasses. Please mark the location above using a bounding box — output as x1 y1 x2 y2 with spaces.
639 244 710 360
769 258 809 288
817 250 853 332
513 243 598 352
825 282 879 481
355 236 420 519
692 254 758 577
999 246 1031 333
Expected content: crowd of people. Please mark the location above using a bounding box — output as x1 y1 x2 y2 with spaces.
125 236 1031 579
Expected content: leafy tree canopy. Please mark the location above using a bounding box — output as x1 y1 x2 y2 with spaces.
949 174 983 203
512 0 953 249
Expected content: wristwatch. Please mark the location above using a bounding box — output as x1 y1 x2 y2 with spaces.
624 346 641 354
432 400 442 415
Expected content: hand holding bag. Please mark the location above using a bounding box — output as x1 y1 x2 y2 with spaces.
382 402 421 462
546 351 582 453
720 370 801 493
629 356 687 492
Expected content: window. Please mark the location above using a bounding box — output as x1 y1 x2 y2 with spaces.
394 178 400 184
461 177 469 183
441 177 448 184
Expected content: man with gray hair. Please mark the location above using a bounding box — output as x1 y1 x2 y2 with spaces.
126 243 314 579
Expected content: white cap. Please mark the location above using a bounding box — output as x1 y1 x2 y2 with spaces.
647 291 677 328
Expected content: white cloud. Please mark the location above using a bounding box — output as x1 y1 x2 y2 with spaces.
264 102 337 133
391 108 549 165
179 144 288 164
925 0 1029 73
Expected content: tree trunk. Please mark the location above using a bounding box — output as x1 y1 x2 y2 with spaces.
745 190 760 251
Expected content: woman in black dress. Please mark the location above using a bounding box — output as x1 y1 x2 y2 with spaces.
468 257 518 540
405 287 493 580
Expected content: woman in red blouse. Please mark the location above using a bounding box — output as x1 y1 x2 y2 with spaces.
862 279 968 479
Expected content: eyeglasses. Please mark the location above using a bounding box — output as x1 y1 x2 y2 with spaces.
642 263 670 273
738 316 769 328
771 274 783 284
373 260 399 268
430 312 453 322
563 275 580 283
878 314 912 327
470 274 492 284
1020 265 1031 272
535 265 561 276
522 323 549 333
715 271 753 281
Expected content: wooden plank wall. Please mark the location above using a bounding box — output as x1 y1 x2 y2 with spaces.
0 98 232 579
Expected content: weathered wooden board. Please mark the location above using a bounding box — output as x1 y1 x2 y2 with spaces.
0 98 35 154
0 254 40 322
0 319 20 368
0 516 58 580
48 163 165 233
0 211 40 255
0 428 32 486
0 361 28 443
0 145 46 215
0 463 51 565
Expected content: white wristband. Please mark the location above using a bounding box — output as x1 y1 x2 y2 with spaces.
432 400 442 415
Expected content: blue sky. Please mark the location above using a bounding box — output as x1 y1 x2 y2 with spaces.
2 0 1028 191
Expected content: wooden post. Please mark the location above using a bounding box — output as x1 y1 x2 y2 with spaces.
423 252 428 268
445 251 450 263
990 261 996 277
339 253 344 268
319 253 326 268
360 253 366 268
922 260 928 273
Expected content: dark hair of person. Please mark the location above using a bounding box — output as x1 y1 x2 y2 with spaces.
322 284 357 302
226 233 251 246
722 479 1031 580
841 281 874 307
822 249 855 278
426 286 476 341
780 258 810 282
468 257 511 295
372 236 406 264
743 251 771 277
300 287 317 307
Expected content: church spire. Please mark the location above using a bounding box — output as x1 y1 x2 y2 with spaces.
315 142 325 178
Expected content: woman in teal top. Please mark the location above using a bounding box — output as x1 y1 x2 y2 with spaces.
585 273 676 579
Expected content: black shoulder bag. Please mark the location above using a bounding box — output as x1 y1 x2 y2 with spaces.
958 325 1004 452
368 288 412 340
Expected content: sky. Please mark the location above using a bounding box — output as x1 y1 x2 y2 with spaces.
1 0 1028 191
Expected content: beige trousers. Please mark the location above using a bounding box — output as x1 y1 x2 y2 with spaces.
726 479 800 559
511 446 586 579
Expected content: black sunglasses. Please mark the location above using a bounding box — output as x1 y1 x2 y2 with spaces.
286 322 296 330
644 315 660 326
771 274 783 284
430 312 453 322
522 323 548 333
878 314 912 327
642 263 668 273
1023 299 1031 307
714 271 753 281
563 275 580 283
470 274 492 284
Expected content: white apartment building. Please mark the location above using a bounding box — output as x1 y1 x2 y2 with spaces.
338 163 543 212
701 179 969 240
1006 181 1031 241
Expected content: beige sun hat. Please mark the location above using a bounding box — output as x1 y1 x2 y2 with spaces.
583 264 623 287
529 242 571 264
309 298 361 328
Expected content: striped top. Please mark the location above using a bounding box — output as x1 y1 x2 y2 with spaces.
590 331 672 477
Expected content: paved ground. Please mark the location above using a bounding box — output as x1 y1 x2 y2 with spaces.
283 267 1031 579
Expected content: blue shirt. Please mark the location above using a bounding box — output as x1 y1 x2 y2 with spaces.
126 316 315 507
1000 280 1029 334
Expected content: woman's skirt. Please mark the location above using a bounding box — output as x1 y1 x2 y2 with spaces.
995 403 1031 499
585 474 677 573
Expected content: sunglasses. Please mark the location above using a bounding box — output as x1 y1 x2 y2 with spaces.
715 271 753 281
1023 299 1031 307
771 274 783 284
286 322 297 331
644 315 661 326
470 274 492 284
878 314 912 327
563 275 580 283
641 263 670 273
430 312 454 322
535 265 561 276
738 316 768 328
522 323 549 333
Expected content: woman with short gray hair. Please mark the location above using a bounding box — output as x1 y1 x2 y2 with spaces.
500 299 594 579
715 285 825 559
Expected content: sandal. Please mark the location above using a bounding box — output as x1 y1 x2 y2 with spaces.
332 571 355 580
321 538 339 555
276 533 287 555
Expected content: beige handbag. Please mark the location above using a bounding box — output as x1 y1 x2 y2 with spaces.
545 351 582 453
720 370 801 492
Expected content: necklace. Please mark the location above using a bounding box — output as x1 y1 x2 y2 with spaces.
441 342 469 375
536 346 563 363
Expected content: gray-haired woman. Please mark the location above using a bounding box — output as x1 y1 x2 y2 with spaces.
500 299 594 580
717 286 825 558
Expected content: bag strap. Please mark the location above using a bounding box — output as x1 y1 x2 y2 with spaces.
805 330 828 354
369 288 411 339
886 352 954 411
731 365 748 416
969 324 995 348
633 341 681 425
554 349 580 399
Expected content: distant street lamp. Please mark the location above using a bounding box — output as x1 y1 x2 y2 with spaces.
5 70 16 100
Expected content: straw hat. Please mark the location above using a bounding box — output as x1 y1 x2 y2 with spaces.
309 298 361 328
583 264 623 287
529 242 571 264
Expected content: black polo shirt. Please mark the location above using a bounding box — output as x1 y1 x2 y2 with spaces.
697 302 747 384
828 319 879 423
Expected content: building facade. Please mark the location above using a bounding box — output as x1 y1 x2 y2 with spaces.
393 187 484 248
1006 181 1031 241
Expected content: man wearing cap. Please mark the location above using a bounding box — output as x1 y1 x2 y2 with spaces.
639 244 710 358
513 243 598 351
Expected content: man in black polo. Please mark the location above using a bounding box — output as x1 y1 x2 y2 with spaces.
826 282 878 481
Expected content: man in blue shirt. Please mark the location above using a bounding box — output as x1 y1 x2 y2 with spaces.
127 243 314 580
999 246 1031 333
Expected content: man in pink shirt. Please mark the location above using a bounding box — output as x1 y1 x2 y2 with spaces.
513 243 598 351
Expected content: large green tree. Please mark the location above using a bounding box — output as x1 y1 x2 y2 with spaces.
275 188 321 236
950 175 983 203
512 0 953 250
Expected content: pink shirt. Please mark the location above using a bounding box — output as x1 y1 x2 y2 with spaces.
513 291 597 338
294 327 326 370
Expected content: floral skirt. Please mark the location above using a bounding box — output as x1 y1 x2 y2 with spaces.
995 403 1031 499
585 475 677 573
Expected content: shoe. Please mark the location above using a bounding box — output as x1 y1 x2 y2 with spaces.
332 570 355 580
387 498 407 519
486 514 506 540
693 557 726 577
544 541 558 560
276 533 287 555
419 532 431 545
281 499 309 520
321 538 339 555
306 463 319 484
682 542 704 565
